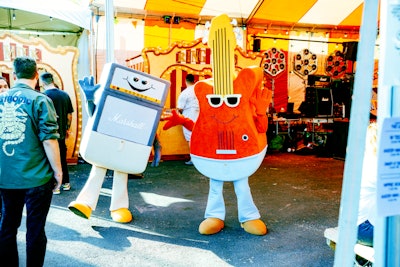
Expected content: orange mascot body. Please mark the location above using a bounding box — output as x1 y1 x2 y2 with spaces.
165 14 271 235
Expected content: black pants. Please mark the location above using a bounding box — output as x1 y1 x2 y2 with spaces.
59 138 70 184
0 179 54 267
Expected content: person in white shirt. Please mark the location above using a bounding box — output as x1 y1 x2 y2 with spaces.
357 121 377 247
177 74 199 165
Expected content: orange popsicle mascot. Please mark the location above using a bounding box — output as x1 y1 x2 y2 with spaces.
164 14 272 235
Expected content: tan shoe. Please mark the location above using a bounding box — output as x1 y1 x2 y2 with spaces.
198 218 225 235
68 201 92 219
241 219 268 235
110 208 133 223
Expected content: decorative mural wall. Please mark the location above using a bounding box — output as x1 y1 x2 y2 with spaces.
0 33 81 163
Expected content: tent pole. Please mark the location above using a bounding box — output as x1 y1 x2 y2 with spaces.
105 0 114 63
333 0 379 266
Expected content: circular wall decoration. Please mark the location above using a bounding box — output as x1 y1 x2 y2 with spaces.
263 47 286 77
293 48 318 77
325 50 347 79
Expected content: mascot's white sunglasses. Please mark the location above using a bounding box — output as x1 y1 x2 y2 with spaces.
206 94 242 108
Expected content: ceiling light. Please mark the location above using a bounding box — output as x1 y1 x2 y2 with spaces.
163 15 171 24
173 16 181 24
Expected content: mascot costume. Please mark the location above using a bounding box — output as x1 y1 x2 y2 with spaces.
164 14 272 235
68 64 169 223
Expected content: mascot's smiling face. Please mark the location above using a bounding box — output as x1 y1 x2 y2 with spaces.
110 67 168 104
124 75 155 92
205 93 242 124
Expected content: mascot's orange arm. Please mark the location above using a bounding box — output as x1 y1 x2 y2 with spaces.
163 109 194 131
254 114 268 133
252 87 272 133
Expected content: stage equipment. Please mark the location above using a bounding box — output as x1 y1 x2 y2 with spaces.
253 39 261 52
301 87 333 117
293 48 318 77
342 41 358 61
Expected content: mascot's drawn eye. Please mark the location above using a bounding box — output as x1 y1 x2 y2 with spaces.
225 95 240 107
207 95 223 107
133 77 139 82
242 134 249 141
142 80 148 85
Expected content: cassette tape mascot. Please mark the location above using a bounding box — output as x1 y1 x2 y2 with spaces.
164 14 272 235
69 64 169 223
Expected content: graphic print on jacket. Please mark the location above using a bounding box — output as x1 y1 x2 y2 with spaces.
0 91 29 156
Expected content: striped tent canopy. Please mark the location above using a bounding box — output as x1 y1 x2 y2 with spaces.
0 0 91 32
91 0 377 35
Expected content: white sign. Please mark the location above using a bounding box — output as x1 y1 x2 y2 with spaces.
377 117 400 216
97 95 158 145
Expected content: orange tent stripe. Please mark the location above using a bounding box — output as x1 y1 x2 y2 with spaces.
339 3 368 27
251 0 318 23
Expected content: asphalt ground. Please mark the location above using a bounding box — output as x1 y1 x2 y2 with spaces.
16 152 345 267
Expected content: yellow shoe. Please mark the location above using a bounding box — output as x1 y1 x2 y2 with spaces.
241 219 268 235
198 218 224 235
111 208 133 223
68 201 92 219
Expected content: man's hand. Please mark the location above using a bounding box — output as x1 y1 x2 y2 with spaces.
53 172 63 192
79 76 101 102
42 139 63 192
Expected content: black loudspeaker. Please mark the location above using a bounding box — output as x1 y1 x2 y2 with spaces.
332 121 349 159
307 75 331 87
303 87 333 117
331 80 353 118
342 42 358 61
253 39 261 52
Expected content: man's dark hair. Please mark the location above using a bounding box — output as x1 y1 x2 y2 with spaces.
185 74 195 84
13 56 37 79
40 72 54 85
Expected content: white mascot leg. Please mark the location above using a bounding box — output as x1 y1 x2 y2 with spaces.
109 171 132 223
234 178 267 235
198 179 225 235
233 177 260 222
68 165 106 219
69 166 132 223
